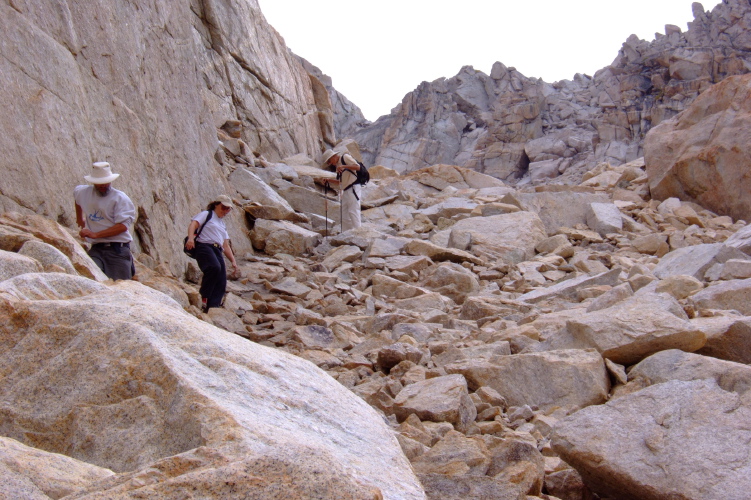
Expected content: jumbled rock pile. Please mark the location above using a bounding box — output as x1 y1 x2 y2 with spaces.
221 154 751 499
6 82 751 498
0 146 751 498
3 139 751 498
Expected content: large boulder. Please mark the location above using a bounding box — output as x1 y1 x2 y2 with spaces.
621 349 751 395
552 379 751 500
556 292 706 365
689 278 751 315
393 375 477 432
695 316 751 364
0 213 107 281
229 167 299 221
504 190 611 236
0 250 42 282
0 436 114 499
447 212 547 264
445 349 609 412
586 202 623 236
518 268 621 304
250 219 321 256
0 273 424 498
645 74 751 221
652 243 748 281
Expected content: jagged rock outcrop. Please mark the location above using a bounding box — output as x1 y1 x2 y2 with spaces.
353 0 751 188
645 73 751 221
0 0 334 274
298 57 370 141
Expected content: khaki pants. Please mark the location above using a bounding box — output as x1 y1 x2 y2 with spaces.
341 185 361 232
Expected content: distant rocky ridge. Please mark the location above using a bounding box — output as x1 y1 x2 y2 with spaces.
351 0 751 188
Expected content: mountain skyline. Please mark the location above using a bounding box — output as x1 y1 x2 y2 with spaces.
259 0 711 121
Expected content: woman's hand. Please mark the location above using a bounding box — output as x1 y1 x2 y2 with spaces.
185 236 195 250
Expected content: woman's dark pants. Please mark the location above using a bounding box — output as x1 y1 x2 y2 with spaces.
194 243 226 309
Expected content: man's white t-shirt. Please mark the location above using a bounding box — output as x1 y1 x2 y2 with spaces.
74 185 135 243
339 153 359 191
192 210 229 245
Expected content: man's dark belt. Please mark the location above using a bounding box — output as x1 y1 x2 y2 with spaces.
196 241 221 248
91 242 130 248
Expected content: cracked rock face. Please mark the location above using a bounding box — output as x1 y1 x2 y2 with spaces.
0 0 332 275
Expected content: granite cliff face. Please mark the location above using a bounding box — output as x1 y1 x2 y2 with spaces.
353 0 751 186
0 0 335 273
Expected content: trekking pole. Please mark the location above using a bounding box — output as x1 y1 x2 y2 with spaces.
324 180 329 238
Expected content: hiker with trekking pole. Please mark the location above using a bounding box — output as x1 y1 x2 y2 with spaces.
321 149 368 233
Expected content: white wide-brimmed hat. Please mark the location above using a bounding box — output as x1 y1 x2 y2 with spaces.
84 162 120 184
215 195 235 207
321 149 339 165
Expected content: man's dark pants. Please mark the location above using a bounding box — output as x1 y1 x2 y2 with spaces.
194 242 227 309
88 242 133 280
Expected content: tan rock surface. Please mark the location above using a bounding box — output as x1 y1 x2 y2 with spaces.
0 436 114 499
689 278 751 315
393 375 477 432
0 0 330 274
552 379 751 500
645 74 751 221
0 273 424 498
447 212 547 263
560 292 706 365
445 350 609 412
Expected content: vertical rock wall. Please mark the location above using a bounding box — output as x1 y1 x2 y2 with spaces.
0 0 331 273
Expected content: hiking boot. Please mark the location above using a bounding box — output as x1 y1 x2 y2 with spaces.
201 298 208 313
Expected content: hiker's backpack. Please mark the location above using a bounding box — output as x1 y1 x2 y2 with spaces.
354 160 370 186
340 154 369 187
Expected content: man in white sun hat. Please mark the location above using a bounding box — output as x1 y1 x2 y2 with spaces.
74 161 136 280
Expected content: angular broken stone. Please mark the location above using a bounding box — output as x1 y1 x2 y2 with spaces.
404 239 484 265
447 212 547 264
518 268 622 304
586 202 623 236
552 379 751 500
376 342 425 373
0 274 422 498
559 292 706 365
393 374 477 432
689 278 751 315
445 349 609 412
269 277 313 297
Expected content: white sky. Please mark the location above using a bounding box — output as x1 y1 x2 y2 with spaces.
258 0 716 121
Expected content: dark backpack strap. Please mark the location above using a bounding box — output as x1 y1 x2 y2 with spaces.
343 182 360 201
194 210 213 238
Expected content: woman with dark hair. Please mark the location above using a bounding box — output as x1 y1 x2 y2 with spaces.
185 195 239 312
